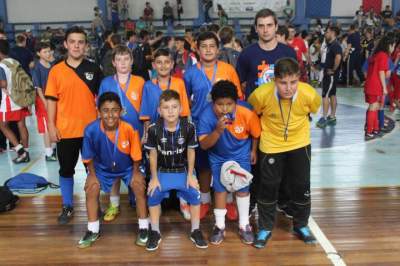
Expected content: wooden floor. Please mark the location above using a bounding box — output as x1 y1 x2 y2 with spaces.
1 187 399 266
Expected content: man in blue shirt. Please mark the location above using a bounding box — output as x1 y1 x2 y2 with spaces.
345 24 365 86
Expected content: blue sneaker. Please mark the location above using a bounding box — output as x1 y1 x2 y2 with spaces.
293 226 317 244
316 117 327 128
253 230 272 249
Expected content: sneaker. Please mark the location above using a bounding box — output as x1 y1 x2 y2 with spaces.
200 203 210 220
210 226 225 245
103 205 120 222
226 202 238 221
380 126 391 133
146 230 161 251
316 117 327 129
77 230 100 248
365 133 376 141
239 225 254 244
276 204 293 219
190 229 208 249
293 226 317 244
180 203 191 221
58 206 74 225
136 228 149 246
373 131 384 138
45 154 57 161
253 230 272 249
326 116 337 126
12 152 30 164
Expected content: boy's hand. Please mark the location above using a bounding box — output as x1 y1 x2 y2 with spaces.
84 173 99 191
48 123 61 142
216 116 228 134
147 177 161 197
187 174 199 190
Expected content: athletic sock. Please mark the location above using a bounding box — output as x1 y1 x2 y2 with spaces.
110 196 120 207
191 218 200 232
200 192 211 204
151 222 160 233
59 176 74 207
378 110 384 129
138 218 149 230
214 208 227 230
45 147 53 157
88 220 100 233
366 110 375 134
236 195 250 229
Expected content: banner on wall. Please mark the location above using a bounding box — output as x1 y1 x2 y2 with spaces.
213 0 295 17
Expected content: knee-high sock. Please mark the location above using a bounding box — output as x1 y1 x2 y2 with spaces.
59 176 74 207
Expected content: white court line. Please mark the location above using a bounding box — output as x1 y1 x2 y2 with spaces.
309 216 347 266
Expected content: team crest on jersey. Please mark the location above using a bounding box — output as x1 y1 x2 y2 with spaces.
161 137 167 143
121 141 129 149
177 137 185 145
268 158 275 164
256 60 274 86
234 126 244 134
131 92 138 101
85 72 94 81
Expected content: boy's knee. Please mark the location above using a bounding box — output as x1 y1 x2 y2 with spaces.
85 182 100 196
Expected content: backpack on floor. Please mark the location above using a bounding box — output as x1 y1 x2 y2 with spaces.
0 58 36 107
4 173 60 194
0 186 19 212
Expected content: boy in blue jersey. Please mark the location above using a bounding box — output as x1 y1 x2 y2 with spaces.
78 92 147 248
145 90 207 251
31 42 57 161
198 80 261 245
98 45 146 225
140 48 191 220
184 31 243 220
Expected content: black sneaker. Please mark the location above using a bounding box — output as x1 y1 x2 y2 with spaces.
58 206 74 225
146 230 161 251
12 152 30 164
365 133 376 141
293 226 317 244
190 229 208 249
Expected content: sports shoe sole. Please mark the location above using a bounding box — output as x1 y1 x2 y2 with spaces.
146 238 161 251
77 235 100 249
190 237 208 249
136 237 148 247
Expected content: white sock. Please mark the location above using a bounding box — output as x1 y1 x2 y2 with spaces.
110 196 120 207
24 147 29 152
51 143 57 149
214 208 227 230
88 220 100 233
226 193 234 204
45 147 53 157
179 198 188 205
138 218 149 229
236 195 250 229
15 144 23 152
200 192 211 204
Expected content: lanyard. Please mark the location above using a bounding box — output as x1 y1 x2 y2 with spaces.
200 63 218 92
114 74 131 112
104 126 120 171
154 77 171 91
278 97 293 142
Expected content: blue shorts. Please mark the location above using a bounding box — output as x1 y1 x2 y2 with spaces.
211 161 251 193
96 170 132 193
147 172 201 207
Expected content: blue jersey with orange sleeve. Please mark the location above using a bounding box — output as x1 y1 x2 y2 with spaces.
82 119 142 177
184 61 243 123
99 75 144 136
139 76 190 123
197 102 261 165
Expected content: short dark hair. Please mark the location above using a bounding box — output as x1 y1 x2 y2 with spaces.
328 26 340 36
254 8 277 26
35 42 51 53
97 91 122 109
126 30 136 40
153 47 171 60
110 34 122 46
159 90 180 105
211 80 238 102
64 26 87 42
277 25 289 40
274 57 300 79
139 30 149 40
218 26 234 45
197 31 219 48
16 34 26 44
112 45 132 60
0 39 9 56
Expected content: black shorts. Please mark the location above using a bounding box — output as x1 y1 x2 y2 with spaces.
322 74 338 97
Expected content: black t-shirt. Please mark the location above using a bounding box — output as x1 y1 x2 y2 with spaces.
10 46 33 76
145 118 198 171
361 39 374 60
347 32 361 52
324 40 342 74
381 10 392 19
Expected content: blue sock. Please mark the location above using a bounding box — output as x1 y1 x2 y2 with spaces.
378 110 384 129
59 176 74 207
